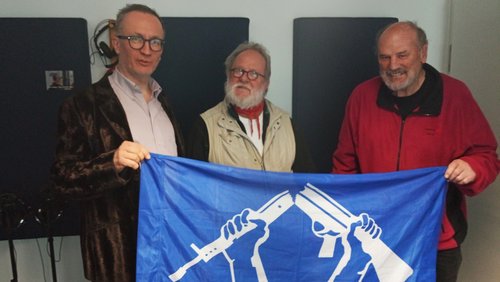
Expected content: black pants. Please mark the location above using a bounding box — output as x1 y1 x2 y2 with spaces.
437 247 462 282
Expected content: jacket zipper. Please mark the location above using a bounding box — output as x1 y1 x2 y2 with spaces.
396 117 406 171
262 154 266 170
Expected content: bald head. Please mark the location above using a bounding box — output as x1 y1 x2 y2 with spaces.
377 21 428 53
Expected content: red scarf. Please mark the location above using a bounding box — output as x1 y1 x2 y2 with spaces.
234 102 265 139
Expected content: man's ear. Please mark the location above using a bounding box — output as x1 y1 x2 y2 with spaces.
111 36 120 55
420 43 428 63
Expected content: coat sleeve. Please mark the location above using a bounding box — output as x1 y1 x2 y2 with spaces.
50 93 133 200
332 90 361 174
291 119 317 173
453 84 499 196
185 116 210 162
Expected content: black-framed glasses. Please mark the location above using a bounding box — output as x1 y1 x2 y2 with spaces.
230 68 265 81
116 35 164 51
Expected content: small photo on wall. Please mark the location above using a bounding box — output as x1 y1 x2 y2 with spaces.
45 70 74 90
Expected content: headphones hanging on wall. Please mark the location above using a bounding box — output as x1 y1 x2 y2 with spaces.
93 19 117 67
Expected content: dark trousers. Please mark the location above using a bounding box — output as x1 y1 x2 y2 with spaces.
437 247 462 282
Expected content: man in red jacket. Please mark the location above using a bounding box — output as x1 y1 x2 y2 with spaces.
332 21 498 282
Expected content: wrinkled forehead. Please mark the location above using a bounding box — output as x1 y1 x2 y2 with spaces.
233 50 267 71
378 27 420 53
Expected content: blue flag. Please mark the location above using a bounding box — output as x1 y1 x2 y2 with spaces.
137 154 447 282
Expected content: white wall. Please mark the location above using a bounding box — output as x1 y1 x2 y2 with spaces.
0 236 85 282
1 0 450 113
449 0 500 281
1 0 497 281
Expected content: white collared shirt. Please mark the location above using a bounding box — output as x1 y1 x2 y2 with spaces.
108 70 177 156
238 112 264 155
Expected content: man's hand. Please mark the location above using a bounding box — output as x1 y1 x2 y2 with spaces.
113 141 151 172
445 159 476 185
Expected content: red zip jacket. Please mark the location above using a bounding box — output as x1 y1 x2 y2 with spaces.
332 64 498 250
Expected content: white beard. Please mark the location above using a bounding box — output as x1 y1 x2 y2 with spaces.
225 81 266 109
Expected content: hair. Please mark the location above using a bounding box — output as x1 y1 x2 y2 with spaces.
224 41 271 80
115 4 164 35
376 21 428 53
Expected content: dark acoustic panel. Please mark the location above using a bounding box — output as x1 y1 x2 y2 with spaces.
155 17 249 138
0 18 91 240
0 17 249 240
292 17 398 172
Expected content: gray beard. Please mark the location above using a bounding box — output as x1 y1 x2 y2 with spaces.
224 81 266 109
380 68 420 93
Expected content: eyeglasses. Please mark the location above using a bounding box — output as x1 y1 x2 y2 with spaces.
230 68 265 81
116 35 164 51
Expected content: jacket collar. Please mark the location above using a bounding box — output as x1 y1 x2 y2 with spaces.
377 63 443 116
94 74 133 141
227 99 270 141
89 72 184 156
